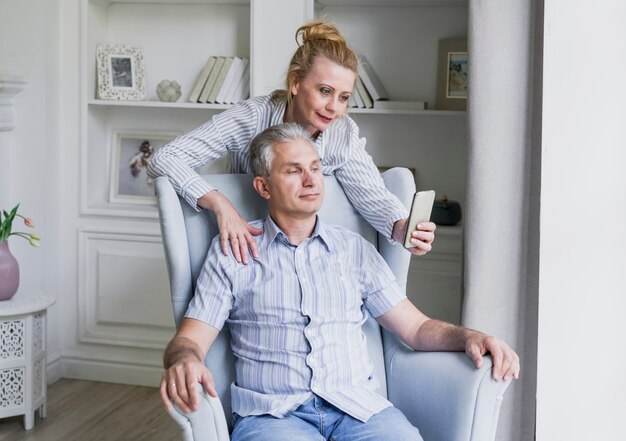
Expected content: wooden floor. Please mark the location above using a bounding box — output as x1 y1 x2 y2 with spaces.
0 379 181 441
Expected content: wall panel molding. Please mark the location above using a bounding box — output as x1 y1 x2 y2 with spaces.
77 228 175 350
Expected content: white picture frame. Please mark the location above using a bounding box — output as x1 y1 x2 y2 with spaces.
109 130 180 205
96 44 146 100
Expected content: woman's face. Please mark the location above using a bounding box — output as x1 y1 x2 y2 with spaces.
288 56 356 137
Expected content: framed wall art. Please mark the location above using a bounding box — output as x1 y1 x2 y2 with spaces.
435 38 468 111
109 130 180 205
96 44 146 100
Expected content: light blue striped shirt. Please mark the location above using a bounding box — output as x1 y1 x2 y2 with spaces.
186 216 406 422
146 93 408 238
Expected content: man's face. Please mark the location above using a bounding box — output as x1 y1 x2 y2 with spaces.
257 138 324 219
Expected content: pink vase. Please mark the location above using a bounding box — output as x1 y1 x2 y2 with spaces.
0 241 19 300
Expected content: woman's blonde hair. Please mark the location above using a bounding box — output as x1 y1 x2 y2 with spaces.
274 20 358 105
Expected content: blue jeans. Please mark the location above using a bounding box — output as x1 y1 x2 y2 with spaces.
230 396 423 441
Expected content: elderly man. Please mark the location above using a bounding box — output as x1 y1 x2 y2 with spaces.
160 122 520 441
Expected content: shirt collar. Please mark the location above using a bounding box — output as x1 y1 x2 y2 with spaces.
315 220 333 252
263 215 333 253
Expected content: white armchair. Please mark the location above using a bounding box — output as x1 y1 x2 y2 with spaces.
155 169 510 441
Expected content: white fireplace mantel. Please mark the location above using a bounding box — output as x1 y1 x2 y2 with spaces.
0 73 28 132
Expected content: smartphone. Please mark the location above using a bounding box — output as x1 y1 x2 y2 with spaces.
403 190 436 248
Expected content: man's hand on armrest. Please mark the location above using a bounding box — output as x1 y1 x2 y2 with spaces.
377 299 520 382
463 331 520 382
160 319 220 413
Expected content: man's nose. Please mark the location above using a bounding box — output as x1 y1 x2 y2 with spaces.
302 170 316 186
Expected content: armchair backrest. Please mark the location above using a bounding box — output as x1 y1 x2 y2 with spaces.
155 169 415 424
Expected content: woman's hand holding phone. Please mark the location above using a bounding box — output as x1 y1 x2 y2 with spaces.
392 190 436 255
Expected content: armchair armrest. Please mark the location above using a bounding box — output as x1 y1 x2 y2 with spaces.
385 344 510 441
169 384 230 441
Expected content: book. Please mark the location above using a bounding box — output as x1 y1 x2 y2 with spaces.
215 57 243 104
237 66 250 103
373 100 427 110
220 58 241 104
357 54 389 101
199 56 226 103
351 83 365 108
188 56 217 103
227 58 250 104
207 57 234 103
349 94 357 108
355 76 373 108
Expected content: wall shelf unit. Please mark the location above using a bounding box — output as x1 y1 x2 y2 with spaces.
81 0 468 219
75 0 468 379
314 0 468 323
81 0 250 218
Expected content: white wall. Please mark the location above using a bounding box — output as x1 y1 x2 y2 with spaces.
537 1 626 439
0 0 63 378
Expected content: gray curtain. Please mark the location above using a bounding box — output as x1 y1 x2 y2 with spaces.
463 1 542 440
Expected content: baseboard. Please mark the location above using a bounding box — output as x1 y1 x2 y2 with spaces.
58 355 163 387
47 350 63 384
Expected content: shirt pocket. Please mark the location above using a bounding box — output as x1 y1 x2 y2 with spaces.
315 259 363 321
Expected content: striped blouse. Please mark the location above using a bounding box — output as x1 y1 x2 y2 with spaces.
146 93 408 239
186 216 406 422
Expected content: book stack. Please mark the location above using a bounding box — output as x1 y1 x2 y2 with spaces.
350 54 389 109
188 56 250 104
350 55 427 111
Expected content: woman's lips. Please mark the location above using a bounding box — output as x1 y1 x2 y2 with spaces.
317 113 333 123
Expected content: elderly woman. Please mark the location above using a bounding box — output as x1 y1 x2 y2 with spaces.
148 20 436 263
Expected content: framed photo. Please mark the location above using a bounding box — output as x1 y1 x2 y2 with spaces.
96 44 146 100
435 38 468 111
109 131 180 205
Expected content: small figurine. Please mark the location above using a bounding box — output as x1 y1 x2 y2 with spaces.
156 80 182 102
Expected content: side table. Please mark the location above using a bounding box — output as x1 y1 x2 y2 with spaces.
0 290 55 430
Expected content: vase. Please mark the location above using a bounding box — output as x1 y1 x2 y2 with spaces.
0 241 19 300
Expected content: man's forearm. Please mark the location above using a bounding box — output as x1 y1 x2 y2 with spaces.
163 336 204 369
410 319 483 352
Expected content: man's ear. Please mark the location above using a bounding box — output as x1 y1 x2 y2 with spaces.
253 176 271 200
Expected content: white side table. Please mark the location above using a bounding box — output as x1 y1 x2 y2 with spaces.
0 291 54 430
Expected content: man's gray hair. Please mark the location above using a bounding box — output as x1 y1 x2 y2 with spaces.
250 123 314 177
